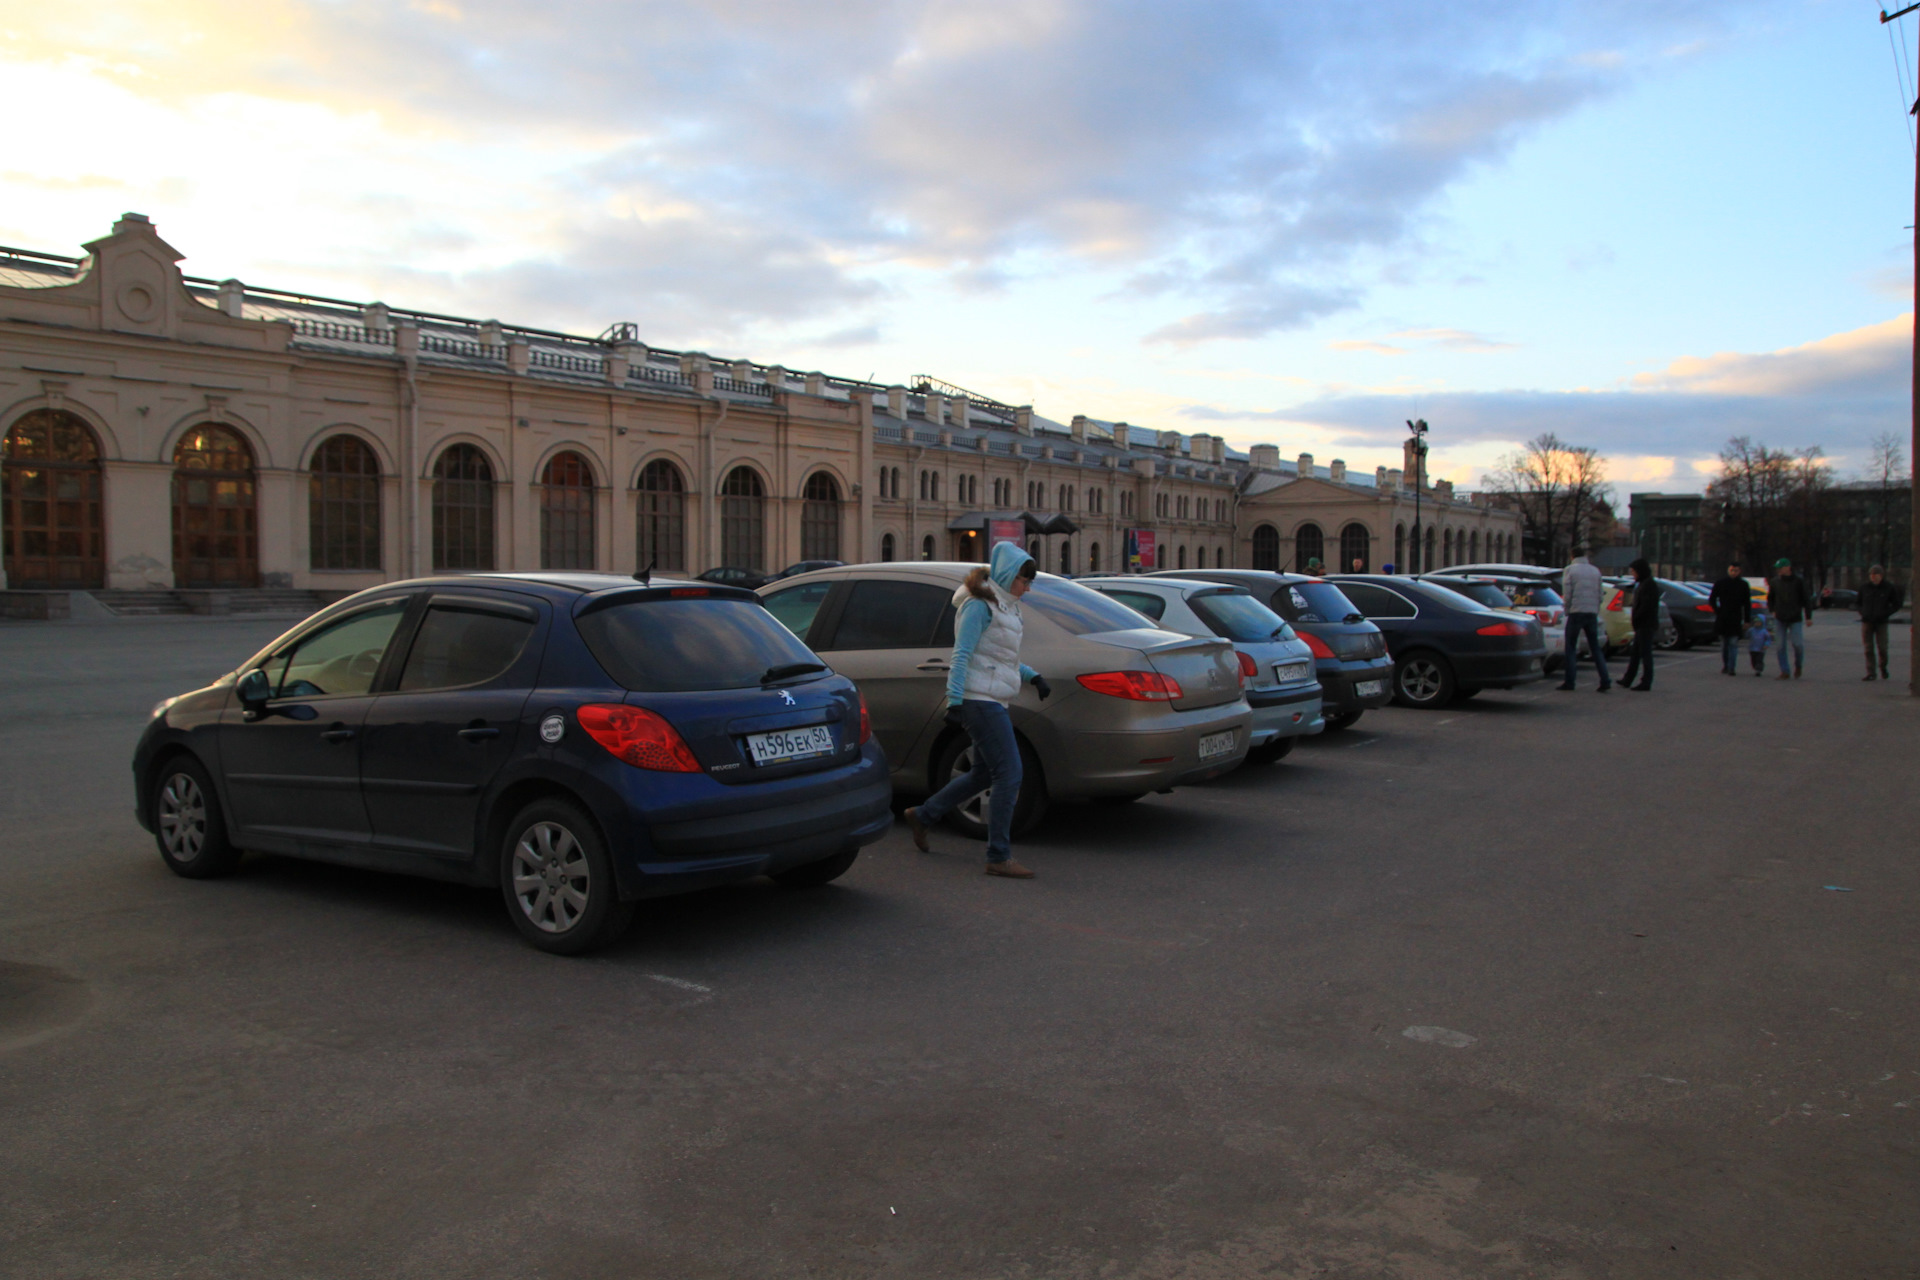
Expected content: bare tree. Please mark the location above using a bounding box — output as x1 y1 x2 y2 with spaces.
1865 432 1908 571
1485 433 1610 565
1701 436 1833 578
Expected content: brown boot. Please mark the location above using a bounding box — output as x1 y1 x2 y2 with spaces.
902 807 931 852
985 860 1035 879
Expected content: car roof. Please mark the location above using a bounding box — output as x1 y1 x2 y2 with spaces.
1147 568 1317 585
1078 576 1247 597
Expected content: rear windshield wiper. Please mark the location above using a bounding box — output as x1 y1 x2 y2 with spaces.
761 662 828 684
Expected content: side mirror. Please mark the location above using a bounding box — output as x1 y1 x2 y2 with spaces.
237 668 272 717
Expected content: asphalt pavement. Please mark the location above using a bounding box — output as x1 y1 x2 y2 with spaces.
1 613 1916 1279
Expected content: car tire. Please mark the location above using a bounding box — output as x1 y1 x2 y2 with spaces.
500 799 634 956
1392 651 1456 709
1454 686 1481 700
1094 793 1145 805
771 848 858 889
152 756 241 879
932 733 1048 839
1322 710 1363 732
1248 737 1296 763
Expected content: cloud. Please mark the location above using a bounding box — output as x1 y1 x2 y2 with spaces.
1330 339 1407 356
1389 327 1517 352
1629 315 1908 397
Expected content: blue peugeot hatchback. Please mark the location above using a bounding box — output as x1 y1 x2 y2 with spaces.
133 573 893 953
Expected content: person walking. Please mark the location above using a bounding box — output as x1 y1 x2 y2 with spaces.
1707 562 1753 676
1620 558 1659 691
1857 565 1903 681
1557 546 1612 693
903 541 1051 878
1747 608 1771 675
1768 558 1813 680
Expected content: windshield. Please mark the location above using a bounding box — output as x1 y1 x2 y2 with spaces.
1275 581 1363 624
1022 576 1158 635
1504 583 1561 607
577 597 823 692
1429 579 1514 610
1189 590 1293 642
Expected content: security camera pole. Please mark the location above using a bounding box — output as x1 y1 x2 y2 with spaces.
1407 418 1430 574
1882 3 1920 695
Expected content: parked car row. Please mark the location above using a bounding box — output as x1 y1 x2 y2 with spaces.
131 559 1561 956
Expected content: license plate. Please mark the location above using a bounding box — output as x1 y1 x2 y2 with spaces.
1528 657 1542 671
745 724 836 765
1197 730 1236 761
1354 679 1385 698
1273 661 1312 683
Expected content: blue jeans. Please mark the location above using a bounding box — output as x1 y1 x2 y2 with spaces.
1776 620 1805 673
1720 634 1740 673
920 699 1022 863
1561 613 1611 688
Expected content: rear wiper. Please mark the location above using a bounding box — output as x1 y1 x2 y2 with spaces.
761 662 828 684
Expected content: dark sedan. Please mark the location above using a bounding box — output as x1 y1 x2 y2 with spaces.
698 565 776 590
1148 569 1393 730
133 573 893 954
1658 580 1718 648
1326 575 1548 709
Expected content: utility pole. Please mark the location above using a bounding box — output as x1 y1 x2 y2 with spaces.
1884 4 1920 695
1407 418 1429 573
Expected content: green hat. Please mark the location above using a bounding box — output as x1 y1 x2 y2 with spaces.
1773 557 1790 569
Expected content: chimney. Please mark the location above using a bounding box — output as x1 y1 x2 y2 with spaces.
1296 452 1314 477
216 279 245 318
888 386 908 418
362 302 391 332
924 392 945 424
952 396 970 429
1329 459 1346 483
1014 405 1034 435
1435 479 1454 501
1249 443 1280 470
1159 430 1183 452
1070 414 1088 442
1388 468 1403 490
1375 466 1388 488
805 372 826 396
1112 422 1130 450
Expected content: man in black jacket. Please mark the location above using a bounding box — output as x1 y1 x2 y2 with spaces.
1621 558 1660 691
1857 565 1903 681
1707 563 1752 676
1768 558 1813 680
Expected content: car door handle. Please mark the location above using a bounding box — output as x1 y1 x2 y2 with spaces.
916 660 950 671
458 726 501 741
319 726 356 744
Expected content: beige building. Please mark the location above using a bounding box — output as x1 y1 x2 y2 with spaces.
0 215 1511 614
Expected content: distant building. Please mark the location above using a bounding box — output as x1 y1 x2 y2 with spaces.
1630 493 1706 580
1821 482 1911 588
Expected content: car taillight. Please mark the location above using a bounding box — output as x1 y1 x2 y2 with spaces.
1077 671 1185 701
1476 621 1528 636
1694 603 1714 612
576 704 701 772
858 693 872 744
1299 631 1335 659
1235 651 1257 681
1606 591 1625 610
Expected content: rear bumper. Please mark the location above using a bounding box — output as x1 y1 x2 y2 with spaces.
1247 683 1324 744
1317 661 1395 713
1455 650 1548 688
1045 700 1253 798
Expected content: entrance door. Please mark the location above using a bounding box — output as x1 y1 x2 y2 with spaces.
2 410 104 588
173 424 258 587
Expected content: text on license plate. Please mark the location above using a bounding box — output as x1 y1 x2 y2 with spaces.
1197 730 1236 761
1273 661 1312 683
745 724 836 765
1354 679 1386 698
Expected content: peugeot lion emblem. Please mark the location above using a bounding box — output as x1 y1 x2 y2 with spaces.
777 689 797 706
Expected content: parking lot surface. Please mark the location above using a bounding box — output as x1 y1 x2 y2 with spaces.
2 615 1916 1278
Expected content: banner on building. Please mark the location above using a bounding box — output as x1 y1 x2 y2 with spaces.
989 519 1025 548
1126 529 1157 571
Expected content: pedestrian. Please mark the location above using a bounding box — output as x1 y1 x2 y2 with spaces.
1620 557 1659 692
1305 556 1324 575
1707 561 1753 676
1350 557 1365 574
1382 562 1395 574
1557 546 1612 693
1857 565 1903 681
903 541 1051 878
1747 608 1771 675
1767 558 1813 680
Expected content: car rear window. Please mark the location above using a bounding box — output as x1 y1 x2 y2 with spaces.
1188 590 1291 642
1428 579 1513 610
577 598 822 692
1275 581 1363 624
1085 587 1167 621
1023 576 1157 635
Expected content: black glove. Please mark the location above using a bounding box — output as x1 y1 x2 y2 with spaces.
945 704 963 728
1032 674 1052 701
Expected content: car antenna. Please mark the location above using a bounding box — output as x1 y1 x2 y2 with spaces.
633 558 655 585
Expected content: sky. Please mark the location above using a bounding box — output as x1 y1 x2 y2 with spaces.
1 0 1914 495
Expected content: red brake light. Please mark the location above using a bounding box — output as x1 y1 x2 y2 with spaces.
1694 603 1714 612
1235 650 1257 680
670 588 709 597
576 704 701 772
1476 621 1527 636
858 693 872 744
1076 671 1185 701
1606 591 1625 610
1298 631 1335 659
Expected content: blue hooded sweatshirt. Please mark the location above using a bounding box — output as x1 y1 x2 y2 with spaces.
946 540 1040 706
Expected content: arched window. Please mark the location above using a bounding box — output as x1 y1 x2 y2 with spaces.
1295 522 1324 571
880 532 896 562
1339 522 1369 574
309 434 381 572
636 458 686 572
1251 524 1280 572
1088 542 1101 573
1216 546 1227 568
922 533 936 561
1394 524 1406 572
1425 525 1436 570
3 409 103 588
720 466 766 570
1059 540 1072 574
173 424 257 587
1470 530 1480 561
432 444 494 571
1177 544 1187 569
1442 528 1453 567
801 471 841 561
1027 538 1039 561
540 451 595 570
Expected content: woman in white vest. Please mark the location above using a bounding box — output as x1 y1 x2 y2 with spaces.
904 541 1052 877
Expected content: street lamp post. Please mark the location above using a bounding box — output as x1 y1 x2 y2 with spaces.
1407 418 1429 574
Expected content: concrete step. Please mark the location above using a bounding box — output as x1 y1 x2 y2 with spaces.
90 590 192 616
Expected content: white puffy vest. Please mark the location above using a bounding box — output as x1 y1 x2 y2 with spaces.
957 585 1025 704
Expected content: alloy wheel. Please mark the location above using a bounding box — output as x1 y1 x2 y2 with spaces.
511 821 591 934
158 772 207 860
947 744 997 829
1399 659 1444 704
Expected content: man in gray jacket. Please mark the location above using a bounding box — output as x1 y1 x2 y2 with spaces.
1557 547 1612 692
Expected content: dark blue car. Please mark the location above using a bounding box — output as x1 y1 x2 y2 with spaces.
133 573 893 953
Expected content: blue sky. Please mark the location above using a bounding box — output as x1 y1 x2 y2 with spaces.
1 0 1912 492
